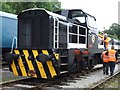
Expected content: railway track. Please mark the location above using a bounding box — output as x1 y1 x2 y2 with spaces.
2 71 87 89
1 77 51 89
1 60 120 90
1 64 103 90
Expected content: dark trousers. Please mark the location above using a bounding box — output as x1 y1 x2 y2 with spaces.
103 62 109 75
109 61 116 75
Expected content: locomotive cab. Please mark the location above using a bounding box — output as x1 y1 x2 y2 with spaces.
54 9 87 26
55 9 98 51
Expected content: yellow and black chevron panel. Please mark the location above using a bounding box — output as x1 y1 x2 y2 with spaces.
10 49 59 79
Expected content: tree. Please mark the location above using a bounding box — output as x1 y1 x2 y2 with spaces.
1 1 61 15
104 23 120 40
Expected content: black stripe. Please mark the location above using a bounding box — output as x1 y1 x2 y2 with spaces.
13 50 22 76
19 50 29 76
47 49 54 54
42 62 52 79
37 49 43 54
9 65 12 72
28 50 41 78
38 49 52 79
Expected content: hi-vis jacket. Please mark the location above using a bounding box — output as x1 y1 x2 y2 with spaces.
98 34 111 49
102 51 109 63
108 49 117 62
103 37 109 49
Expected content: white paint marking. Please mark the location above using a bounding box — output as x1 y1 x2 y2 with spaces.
14 84 36 88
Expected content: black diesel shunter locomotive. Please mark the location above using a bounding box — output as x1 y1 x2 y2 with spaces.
5 8 103 79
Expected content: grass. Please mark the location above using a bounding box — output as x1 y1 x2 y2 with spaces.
98 74 120 89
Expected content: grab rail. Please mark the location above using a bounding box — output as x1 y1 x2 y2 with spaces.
11 37 17 53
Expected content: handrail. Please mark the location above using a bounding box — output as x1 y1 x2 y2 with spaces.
53 17 59 49
11 37 17 53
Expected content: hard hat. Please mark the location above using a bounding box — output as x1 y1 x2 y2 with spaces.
104 33 107 36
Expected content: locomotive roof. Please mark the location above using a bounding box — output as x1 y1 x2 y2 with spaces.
0 11 17 19
54 9 96 20
19 8 96 22
20 8 67 21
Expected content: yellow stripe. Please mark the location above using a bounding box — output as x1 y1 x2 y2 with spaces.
23 50 37 77
42 50 57 78
54 54 59 60
32 50 47 78
11 61 18 76
14 50 27 76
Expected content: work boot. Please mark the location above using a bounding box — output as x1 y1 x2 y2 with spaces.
110 73 113 76
106 73 109 75
103 71 105 74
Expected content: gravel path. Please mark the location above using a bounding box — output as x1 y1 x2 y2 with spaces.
1 68 28 84
43 63 120 89
61 64 120 88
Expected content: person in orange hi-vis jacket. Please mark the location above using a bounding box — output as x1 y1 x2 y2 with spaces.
101 50 109 75
108 46 118 76
99 33 110 50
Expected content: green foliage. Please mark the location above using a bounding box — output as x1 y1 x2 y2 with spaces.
103 23 120 40
1 1 61 15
